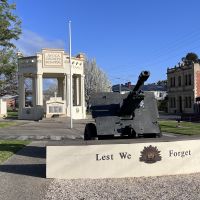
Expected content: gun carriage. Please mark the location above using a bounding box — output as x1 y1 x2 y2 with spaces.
84 71 161 140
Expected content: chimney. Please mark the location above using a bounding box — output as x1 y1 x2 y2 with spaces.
127 82 131 88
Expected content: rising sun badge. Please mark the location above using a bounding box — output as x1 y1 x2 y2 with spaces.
140 145 162 164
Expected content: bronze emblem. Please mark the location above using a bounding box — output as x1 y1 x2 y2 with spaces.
140 145 162 164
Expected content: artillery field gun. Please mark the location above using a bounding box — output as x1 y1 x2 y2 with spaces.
84 71 161 140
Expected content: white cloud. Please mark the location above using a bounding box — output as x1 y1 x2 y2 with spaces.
15 29 65 56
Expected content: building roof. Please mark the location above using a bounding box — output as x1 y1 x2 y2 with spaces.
112 84 167 93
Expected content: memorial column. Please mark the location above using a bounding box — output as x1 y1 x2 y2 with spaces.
35 74 43 105
32 77 36 106
18 74 25 110
63 74 67 103
81 74 85 118
57 77 64 99
76 76 80 106
66 74 70 107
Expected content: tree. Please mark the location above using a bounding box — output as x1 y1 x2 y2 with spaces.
0 0 21 96
0 0 21 48
185 52 198 62
84 59 111 104
157 80 167 86
182 52 199 64
0 48 18 96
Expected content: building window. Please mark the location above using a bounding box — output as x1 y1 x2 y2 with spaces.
170 97 176 108
170 77 173 87
174 97 176 108
170 77 176 87
188 74 192 85
188 96 192 108
185 97 188 108
184 96 192 108
178 76 181 87
185 75 188 86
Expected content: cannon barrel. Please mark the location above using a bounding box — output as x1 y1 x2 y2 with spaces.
133 71 150 92
119 70 150 117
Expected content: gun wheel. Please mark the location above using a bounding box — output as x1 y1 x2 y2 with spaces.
84 123 97 140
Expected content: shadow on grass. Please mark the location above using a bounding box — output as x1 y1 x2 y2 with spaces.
0 143 27 154
0 145 46 178
0 144 46 159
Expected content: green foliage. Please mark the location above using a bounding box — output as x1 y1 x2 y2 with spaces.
185 52 198 61
0 0 21 48
0 0 21 96
157 80 167 86
0 48 18 96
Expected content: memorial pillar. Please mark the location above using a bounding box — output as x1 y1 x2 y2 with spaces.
32 77 36 106
66 74 70 107
63 74 67 102
81 74 85 117
35 74 43 105
57 77 64 99
76 76 80 106
18 74 25 110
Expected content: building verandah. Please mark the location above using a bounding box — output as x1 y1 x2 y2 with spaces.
17 48 86 120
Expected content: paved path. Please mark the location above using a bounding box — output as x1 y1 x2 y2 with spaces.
0 141 50 200
0 117 93 140
0 116 196 141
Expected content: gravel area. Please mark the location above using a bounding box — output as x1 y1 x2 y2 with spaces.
44 173 200 200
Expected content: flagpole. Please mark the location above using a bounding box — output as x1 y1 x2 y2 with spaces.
69 20 73 129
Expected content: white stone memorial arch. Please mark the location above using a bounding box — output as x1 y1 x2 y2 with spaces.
18 48 86 120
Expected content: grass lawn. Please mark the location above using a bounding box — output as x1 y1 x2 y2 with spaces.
0 140 30 164
0 121 18 128
7 110 18 119
159 120 200 135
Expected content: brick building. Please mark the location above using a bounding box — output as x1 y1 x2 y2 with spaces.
167 62 200 114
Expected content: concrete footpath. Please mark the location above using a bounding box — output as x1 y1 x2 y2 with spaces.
0 141 50 200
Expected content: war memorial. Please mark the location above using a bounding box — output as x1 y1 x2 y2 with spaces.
17 48 86 120
44 67 200 180
5 48 198 180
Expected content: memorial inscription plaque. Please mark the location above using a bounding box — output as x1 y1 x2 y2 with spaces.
44 51 63 66
46 140 198 179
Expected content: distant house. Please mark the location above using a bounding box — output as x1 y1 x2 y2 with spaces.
2 95 18 108
141 84 167 100
112 83 167 100
112 84 131 94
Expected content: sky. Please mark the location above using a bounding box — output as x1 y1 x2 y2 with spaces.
12 0 200 85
